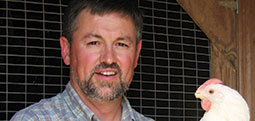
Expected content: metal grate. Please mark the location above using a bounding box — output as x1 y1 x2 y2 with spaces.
125 1 210 120
0 0 210 120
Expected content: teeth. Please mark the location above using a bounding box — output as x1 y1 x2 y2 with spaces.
100 72 116 76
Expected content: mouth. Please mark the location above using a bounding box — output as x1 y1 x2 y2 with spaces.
92 63 121 81
94 69 119 82
94 68 119 78
96 71 117 76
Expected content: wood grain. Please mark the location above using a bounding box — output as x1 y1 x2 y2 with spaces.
237 0 255 120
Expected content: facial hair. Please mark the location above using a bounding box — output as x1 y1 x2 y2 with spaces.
71 63 130 102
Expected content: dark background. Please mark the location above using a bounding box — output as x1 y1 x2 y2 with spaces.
0 0 210 120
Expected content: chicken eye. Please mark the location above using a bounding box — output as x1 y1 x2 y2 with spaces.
209 90 214 94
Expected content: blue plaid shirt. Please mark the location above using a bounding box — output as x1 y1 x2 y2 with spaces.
11 82 154 121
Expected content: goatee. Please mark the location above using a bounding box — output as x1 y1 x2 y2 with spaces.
71 63 130 102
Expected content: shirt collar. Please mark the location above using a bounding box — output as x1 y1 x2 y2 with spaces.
121 96 135 121
64 82 135 121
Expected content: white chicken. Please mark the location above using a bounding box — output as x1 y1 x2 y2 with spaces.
195 78 250 121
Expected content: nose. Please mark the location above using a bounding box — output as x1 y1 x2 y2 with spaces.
100 44 117 65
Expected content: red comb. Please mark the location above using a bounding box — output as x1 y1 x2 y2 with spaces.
198 78 223 90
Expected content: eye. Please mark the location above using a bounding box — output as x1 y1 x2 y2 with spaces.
88 41 99 45
117 42 128 48
209 90 214 94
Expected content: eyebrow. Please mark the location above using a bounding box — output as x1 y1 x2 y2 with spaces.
83 33 133 42
83 34 103 40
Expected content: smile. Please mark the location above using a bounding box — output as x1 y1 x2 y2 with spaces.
98 71 117 76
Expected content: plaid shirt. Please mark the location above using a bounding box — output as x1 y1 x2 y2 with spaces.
11 82 154 121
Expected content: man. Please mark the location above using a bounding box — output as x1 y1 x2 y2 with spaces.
11 0 154 121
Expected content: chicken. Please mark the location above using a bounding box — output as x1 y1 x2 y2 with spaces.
195 78 250 121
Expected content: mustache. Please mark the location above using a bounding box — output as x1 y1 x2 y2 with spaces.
93 63 122 74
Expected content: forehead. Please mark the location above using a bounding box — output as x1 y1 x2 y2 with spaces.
74 10 136 40
77 9 135 29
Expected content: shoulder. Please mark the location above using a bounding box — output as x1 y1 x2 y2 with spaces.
11 93 66 121
10 108 39 121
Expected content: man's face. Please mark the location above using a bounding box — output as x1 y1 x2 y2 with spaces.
61 10 141 101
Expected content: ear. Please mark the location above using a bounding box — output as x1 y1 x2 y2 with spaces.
134 40 142 68
59 36 71 65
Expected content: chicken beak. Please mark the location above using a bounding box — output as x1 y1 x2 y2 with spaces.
195 91 201 99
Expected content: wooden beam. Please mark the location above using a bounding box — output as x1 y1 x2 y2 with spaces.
237 0 255 120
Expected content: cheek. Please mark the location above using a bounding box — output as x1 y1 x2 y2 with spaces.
72 48 99 80
118 51 137 67
117 52 137 80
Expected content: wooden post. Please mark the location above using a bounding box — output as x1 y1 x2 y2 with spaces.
237 0 255 120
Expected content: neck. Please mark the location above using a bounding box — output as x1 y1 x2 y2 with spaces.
71 81 123 121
